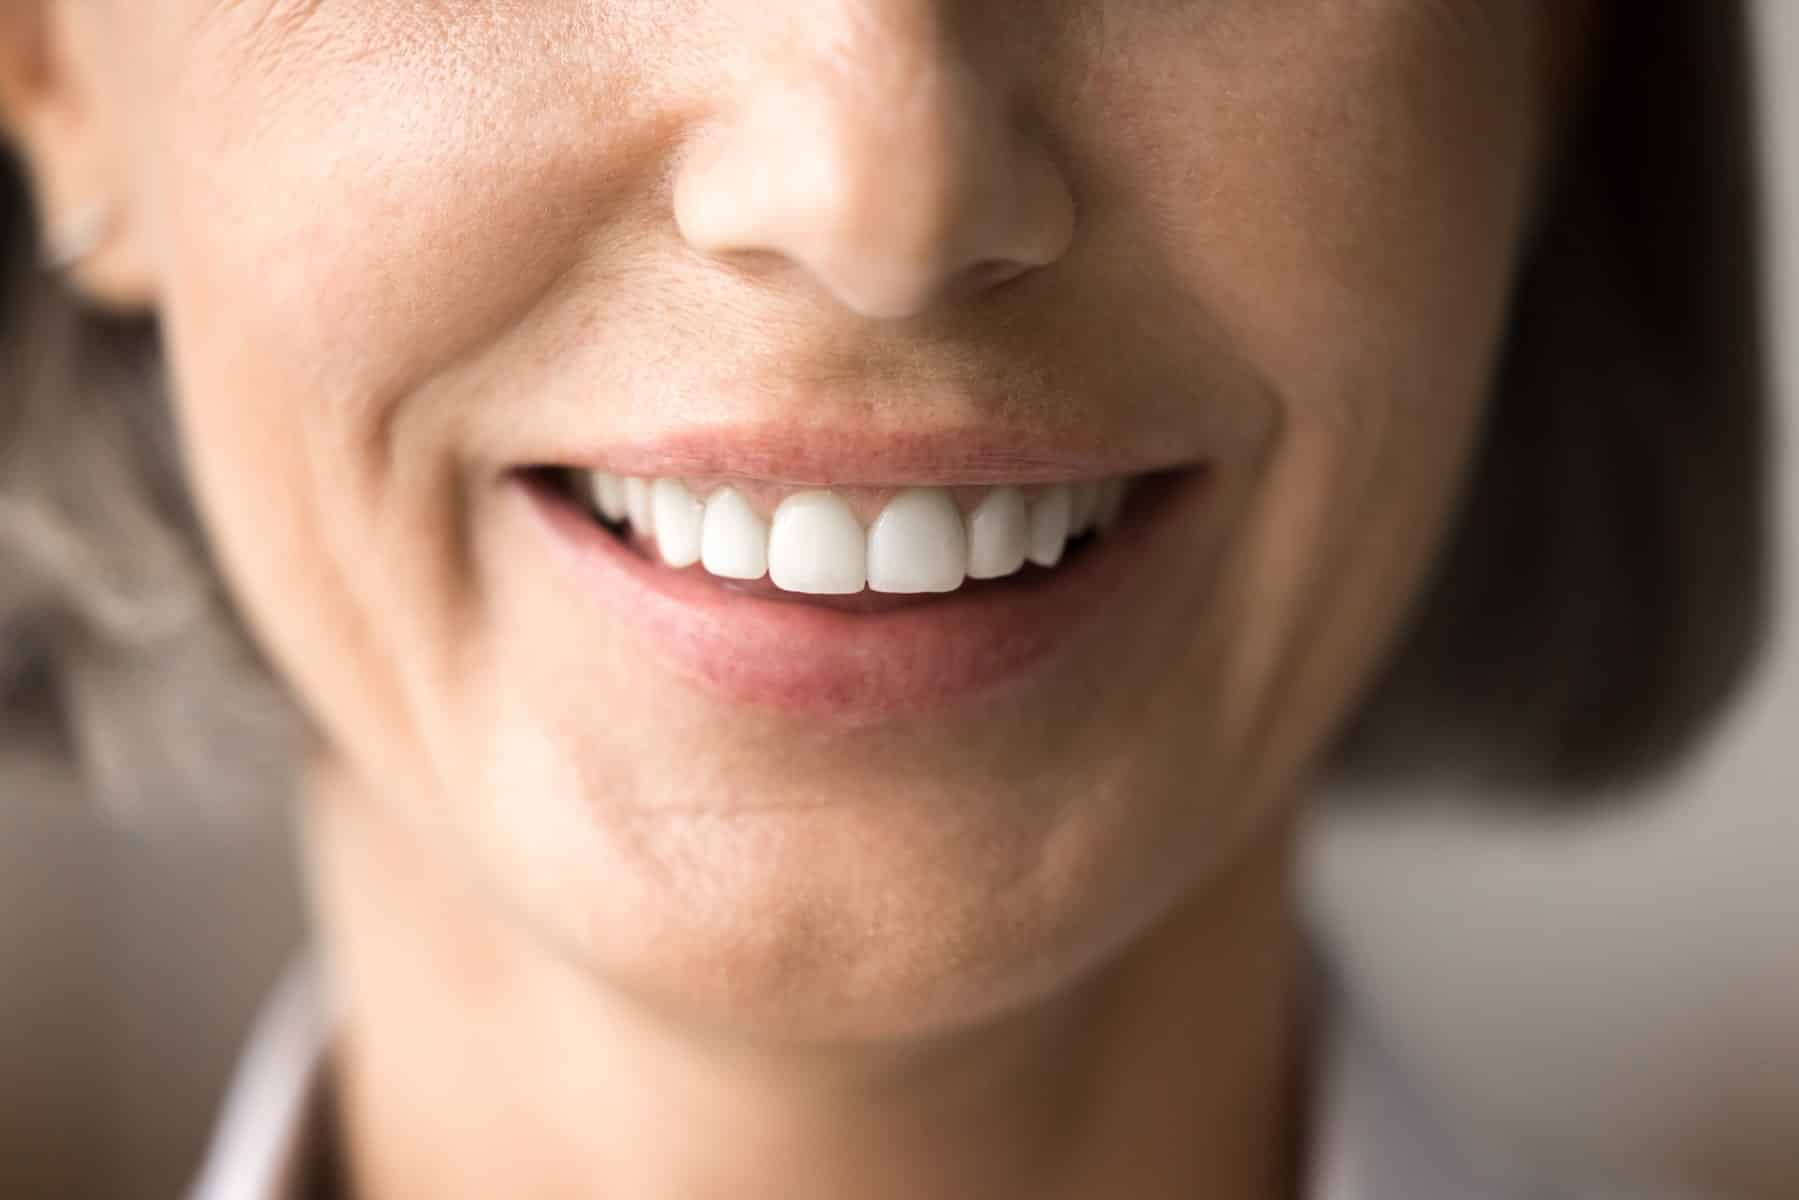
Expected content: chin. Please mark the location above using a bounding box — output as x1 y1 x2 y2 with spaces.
442 668 1253 1045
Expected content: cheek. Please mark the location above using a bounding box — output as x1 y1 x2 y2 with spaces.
1115 9 1537 408
1061 6 1543 779
137 11 677 765
149 12 665 411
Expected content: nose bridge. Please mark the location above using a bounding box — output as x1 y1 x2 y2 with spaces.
673 0 1074 320
820 0 953 99
816 25 993 266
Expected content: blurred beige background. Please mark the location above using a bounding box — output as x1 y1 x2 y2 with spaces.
1305 3 1799 1191
4 4 1798 1198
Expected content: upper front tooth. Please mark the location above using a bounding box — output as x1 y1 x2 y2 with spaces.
1027 485 1072 567
868 488 968 594
700 487 769 580
769 491 867 594
966 487 1029 580
592 475 1124 590
652 479 704 567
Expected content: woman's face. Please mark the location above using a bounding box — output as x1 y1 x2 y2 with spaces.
23 1 1582 1036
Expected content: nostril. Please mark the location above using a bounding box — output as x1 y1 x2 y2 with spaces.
968 259 1030 288
931 258 1032 308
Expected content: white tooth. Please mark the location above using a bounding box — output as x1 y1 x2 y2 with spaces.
966 487 1029 580
589 472 627 523
1068 483 1099 536
868 488 967 594
624 477 655 535
1027 485 1072 568
1095 478 1128 530
652 479 704 568
700 487 769 580
769 491 867 594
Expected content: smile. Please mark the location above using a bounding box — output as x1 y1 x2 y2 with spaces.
561 470 1136 597
507 443 1208 720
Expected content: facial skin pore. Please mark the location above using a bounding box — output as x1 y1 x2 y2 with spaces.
2 2 1590 1196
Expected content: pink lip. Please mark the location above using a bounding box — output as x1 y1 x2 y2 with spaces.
511 467 1207 723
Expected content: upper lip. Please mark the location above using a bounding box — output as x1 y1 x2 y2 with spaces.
469 246 1255 488
520 423 1208 486
473 315 1244 485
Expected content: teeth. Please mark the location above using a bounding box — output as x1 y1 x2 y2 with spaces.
1027 484 1073 568
652 479 704 568
1068 482 1099 537
577 471 1134 596
966 487 1029 580
867 488 968 594
589 472 628 523
769 491 868 595
700 487 769 580
624 476 655 536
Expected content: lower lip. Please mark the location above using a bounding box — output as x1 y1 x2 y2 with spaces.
511 470 1205 723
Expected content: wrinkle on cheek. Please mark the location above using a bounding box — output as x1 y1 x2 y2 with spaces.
187 0 329 79
199 0 327 39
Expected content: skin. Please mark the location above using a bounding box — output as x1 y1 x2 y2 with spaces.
2 2 1594 1197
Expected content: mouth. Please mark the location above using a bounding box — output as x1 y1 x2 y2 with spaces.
529 467 1139 610
506 454 1206 721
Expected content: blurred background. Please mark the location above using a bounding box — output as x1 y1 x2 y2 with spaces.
4 5 1798 1199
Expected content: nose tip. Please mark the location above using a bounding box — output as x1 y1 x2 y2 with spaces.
673 63 1075 320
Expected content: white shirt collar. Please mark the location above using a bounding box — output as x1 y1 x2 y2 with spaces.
188 958 333 1200
189 956 1555 1200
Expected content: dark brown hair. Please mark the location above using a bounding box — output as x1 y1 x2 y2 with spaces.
1335 0 1768 796
0 0 1769 808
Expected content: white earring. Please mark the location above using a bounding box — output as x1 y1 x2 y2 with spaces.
41 204 113 273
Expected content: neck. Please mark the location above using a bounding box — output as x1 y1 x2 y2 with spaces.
304 766 1307 1200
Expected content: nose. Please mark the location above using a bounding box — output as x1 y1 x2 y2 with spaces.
672 6 1076 320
